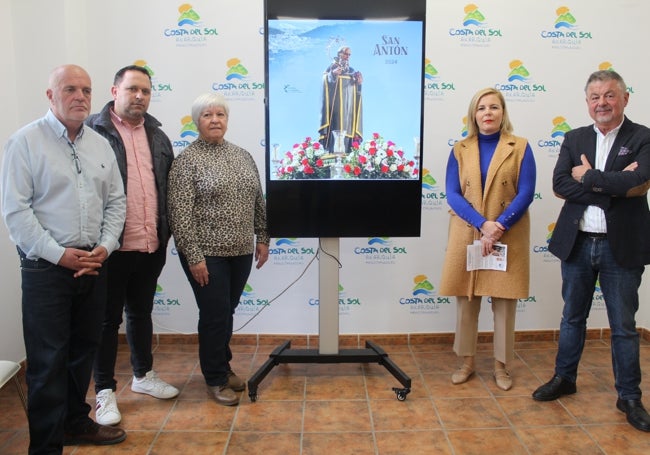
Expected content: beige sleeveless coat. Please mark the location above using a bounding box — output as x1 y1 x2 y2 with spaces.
439 134 531 299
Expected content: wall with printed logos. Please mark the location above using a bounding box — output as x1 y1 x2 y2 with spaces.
1 0 649 360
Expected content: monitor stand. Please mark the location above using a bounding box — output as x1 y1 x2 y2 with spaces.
247 237 411 402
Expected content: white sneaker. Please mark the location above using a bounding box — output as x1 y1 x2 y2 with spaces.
131 370 179 399
95 389 121 426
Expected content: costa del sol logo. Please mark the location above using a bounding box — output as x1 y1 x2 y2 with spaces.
424 59 438 80
445 116 467 150
236 283 269 316
212 58 264 101
462 4 485 26
307 284 361 315
398 275 449 314
592 279 605 310
496 60 547 102
226 58 249 81
445 116 467 148
421 170 446 211
422 169 437 191
133 60 173 102
507 59 530 82
134 59 155 77
412 275 434 296
532 222 560 263
554 6 577 28
537 116 571 156
352 237 408 265
460 116 468 139
488 295 538 313
550 116 571 138
178 3 200 26
423 59 456 100
152 284 181 316
598 62 635 94
163 4 218 47
516 295 538 313
448 4 503 47
599 61 615 71
269 238 314 265
540 6 593 50
172 115 198 153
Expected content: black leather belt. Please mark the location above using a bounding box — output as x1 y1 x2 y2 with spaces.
579 231 607 238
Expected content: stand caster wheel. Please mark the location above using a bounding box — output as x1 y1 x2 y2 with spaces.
392 387 410 401
249 392 258 402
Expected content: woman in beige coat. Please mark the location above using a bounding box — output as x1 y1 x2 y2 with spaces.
440 88 536 390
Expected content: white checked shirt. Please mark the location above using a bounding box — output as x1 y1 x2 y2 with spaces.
580 120 623 233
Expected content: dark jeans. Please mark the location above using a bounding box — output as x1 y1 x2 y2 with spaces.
555 233 644 399
19 251 107 455
93 249 167 392
179 253 252 387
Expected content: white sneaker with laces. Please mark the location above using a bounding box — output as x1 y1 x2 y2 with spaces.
95 388 121 426
131 370 179 399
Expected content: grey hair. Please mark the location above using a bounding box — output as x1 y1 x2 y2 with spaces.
584 70 626 93
191 92 230 126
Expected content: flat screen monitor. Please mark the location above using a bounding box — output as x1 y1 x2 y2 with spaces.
265 0 426 237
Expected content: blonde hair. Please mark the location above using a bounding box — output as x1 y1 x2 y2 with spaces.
465 88 513 139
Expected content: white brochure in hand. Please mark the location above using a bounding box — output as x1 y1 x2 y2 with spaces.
466 240 507 271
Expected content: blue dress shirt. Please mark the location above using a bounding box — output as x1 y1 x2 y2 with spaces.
1 109 126 263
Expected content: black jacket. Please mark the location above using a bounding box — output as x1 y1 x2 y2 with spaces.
549 116 650 267
86 101 174 249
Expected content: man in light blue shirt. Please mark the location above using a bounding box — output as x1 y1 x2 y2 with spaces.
1 64 127 454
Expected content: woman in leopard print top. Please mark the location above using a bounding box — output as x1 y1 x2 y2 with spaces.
168 93 269 406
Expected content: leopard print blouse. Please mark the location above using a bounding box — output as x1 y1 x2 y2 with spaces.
168 138 269 265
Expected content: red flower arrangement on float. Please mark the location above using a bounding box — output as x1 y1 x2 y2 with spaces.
276 136 330 179
343 132 417 179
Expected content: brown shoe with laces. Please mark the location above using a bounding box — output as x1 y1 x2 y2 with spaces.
64 421 126 446
207 384 240 406
227 370 246 392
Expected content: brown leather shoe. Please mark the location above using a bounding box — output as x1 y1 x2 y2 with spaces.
64 421 126 446
207 384 240 406
227 370 246 392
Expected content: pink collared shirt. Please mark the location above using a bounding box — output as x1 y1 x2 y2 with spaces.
110 109 159 252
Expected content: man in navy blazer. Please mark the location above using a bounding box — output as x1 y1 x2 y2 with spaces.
533 70 650 432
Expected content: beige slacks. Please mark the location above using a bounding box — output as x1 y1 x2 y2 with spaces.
453 296 517 364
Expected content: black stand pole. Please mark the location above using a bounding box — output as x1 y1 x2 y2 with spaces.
247 238 411 402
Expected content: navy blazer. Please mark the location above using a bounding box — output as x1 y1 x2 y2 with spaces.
549 116 650 268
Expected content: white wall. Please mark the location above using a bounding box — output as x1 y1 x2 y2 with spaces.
1 0 648 361
0 0 23 362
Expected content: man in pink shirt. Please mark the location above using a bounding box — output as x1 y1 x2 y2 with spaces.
86 65 177 425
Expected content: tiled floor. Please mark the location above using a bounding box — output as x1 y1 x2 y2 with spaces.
1 336 649 454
